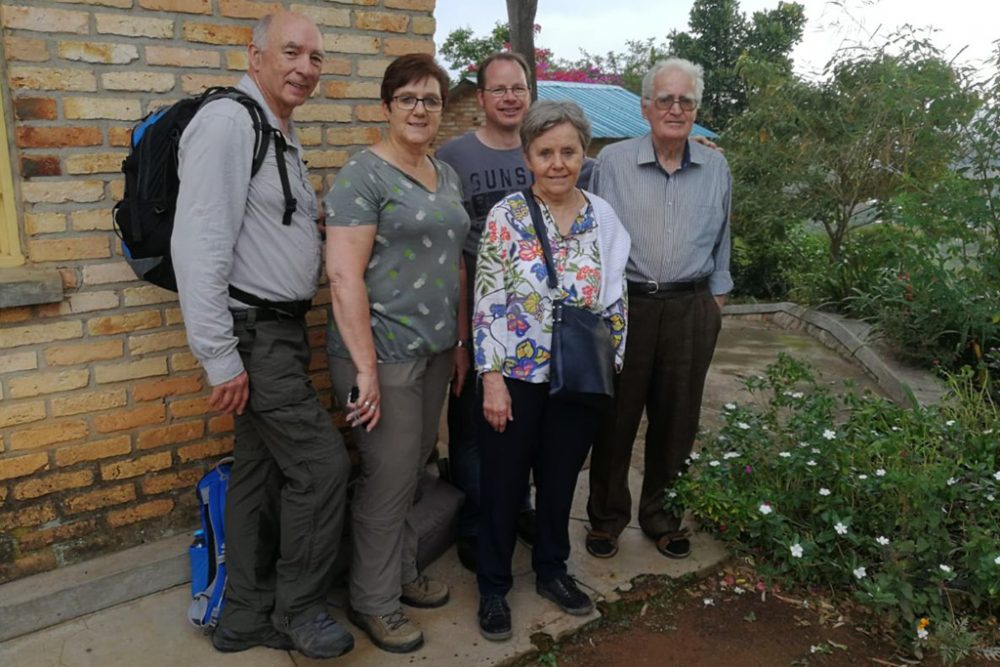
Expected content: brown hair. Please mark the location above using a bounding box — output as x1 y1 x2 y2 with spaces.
381 53 451 108
476 52 531 90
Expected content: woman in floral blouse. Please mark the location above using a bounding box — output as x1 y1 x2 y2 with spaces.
472 100 630 641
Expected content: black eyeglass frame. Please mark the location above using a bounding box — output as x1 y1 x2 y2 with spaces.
391 95 444 112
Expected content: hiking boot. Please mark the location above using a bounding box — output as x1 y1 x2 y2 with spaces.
536 574 594 616
401 574 449 608
274 611 354 659
211 623 293 653
516 509 537 547
348 607 424 653
478 595 512 641
456 535 477 573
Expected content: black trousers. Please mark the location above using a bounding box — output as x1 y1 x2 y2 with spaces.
220 315 351 631
587 286 721 539
476 378 600 597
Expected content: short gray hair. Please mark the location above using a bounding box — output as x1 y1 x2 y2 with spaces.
641 58 704 107
252 14 273 50
519 100 592 153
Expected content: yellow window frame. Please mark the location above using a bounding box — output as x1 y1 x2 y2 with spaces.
0 90 25 268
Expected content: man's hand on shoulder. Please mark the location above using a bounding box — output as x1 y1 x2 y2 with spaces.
691 134 723 153
209 371 250 415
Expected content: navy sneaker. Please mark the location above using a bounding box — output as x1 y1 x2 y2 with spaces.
478 595 512 641
536 574 593 616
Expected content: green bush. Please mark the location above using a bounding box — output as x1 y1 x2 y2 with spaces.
789 224 907 309
672 355 1000 657
843 183 1000 392
731 223 825 302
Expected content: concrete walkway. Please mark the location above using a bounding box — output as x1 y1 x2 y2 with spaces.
0 313 921 667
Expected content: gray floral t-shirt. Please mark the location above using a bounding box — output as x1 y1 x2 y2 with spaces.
324 149 471 362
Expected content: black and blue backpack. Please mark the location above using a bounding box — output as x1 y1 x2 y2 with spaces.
112 86 296 292
187 457 233 632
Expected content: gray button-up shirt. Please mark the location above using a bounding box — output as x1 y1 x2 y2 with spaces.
590 134 733 295
173 75 321 385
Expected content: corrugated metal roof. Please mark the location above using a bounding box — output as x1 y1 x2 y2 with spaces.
535 80 717 139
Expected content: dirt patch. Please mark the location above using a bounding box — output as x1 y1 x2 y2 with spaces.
511 573 994 667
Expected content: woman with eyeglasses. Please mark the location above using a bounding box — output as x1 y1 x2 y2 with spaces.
323 53 470 654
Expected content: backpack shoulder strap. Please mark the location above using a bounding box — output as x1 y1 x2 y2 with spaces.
521 188 558 290
199 87 297 226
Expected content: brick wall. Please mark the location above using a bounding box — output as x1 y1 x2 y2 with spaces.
0 0 435 584
433 80 479 150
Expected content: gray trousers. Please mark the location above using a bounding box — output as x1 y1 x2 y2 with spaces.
220 315 351 632
329 351 452 616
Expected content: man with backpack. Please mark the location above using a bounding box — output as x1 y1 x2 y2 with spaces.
172 11 353 659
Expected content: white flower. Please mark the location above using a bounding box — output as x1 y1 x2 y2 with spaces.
858 474 869 480
994 555 1000 565
834 522 848 535
947 477 958 486
703 597 715 606
668 491 677 499
818 488 831 496
994 471 1000 481
945 420 956 427
736 421 751 430
939 564 952 573
891 426 902 432
798 441 809 448
811 448 820 454
917 628 929 640
779 451 792 458
791 391 804 399
690 451 700 461
724 402 737 411
822 429 836 440
807 460 817 466
987 495 996 502
733 586 746 594
709 460 721 467
985 429 994 435
875 468 886 477
790 543 804 558
759 503 773 515
723 451 740 459
876 536 890 546
853 566 867 580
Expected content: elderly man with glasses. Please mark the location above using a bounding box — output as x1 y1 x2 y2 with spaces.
584 58 733 562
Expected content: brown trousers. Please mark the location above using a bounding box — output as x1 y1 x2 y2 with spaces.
587 286 722 538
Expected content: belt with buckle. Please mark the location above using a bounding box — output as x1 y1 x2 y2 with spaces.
230 307 302 323
627 279 709 296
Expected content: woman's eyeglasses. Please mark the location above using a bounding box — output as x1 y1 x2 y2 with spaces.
392 95 443 112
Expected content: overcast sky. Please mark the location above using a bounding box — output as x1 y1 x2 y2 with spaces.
433 0 998 80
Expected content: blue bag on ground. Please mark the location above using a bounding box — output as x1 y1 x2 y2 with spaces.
187 457 233 632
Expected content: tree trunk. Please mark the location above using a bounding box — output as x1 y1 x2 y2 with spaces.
506 0 538 100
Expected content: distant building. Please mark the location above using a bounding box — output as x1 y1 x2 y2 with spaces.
436 79 718 156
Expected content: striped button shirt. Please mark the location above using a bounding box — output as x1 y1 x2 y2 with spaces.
589 134 733 295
